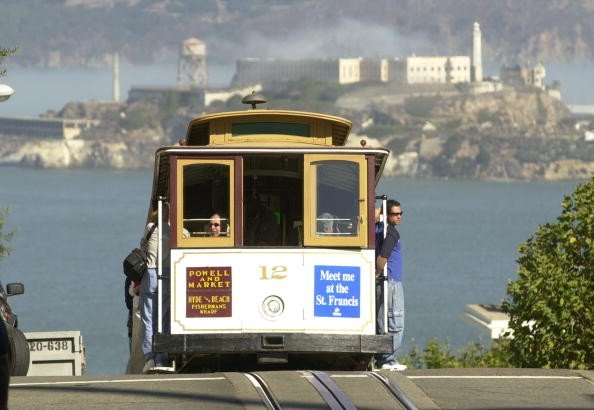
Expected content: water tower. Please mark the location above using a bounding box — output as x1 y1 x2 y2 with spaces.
177 38 207 88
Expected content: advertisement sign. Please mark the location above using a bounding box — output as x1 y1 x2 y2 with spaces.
186 267 232 317
314 265 360 318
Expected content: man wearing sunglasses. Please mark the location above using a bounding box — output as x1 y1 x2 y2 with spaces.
208 213 224 237
375 199 407 371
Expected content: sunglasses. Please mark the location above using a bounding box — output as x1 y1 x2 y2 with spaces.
209 223 220 227
389 212 403 216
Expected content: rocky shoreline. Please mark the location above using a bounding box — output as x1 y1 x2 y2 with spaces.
2 133 593 181
0 136 159 170
2 87 593 181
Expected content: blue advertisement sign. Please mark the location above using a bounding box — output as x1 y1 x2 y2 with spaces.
314 265 360 318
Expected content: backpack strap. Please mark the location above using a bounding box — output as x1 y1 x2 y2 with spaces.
145 223 157 242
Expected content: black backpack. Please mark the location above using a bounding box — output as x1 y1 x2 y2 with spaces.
122 224 157 282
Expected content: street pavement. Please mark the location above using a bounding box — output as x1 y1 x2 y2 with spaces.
8 368 594 409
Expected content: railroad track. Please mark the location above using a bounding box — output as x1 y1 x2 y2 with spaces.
243 370 417 410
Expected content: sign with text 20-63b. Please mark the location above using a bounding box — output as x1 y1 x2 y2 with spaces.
314 265 360 318
186 267 232 318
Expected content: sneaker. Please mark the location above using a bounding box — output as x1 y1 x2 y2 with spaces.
142 358 175 374
142 358 156 374
381 361 407 371
150 363 175 374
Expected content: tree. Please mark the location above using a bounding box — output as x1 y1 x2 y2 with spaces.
502 176 594 369
0 45 17 76
0 207 15 264
0 47 17 260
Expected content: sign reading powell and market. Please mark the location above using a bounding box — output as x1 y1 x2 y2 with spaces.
186 267 232 317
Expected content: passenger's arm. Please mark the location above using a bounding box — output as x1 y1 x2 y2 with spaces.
375 256 387 278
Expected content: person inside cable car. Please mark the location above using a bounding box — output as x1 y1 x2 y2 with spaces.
244 196 279 245
318 212 339 235
207 212 228 237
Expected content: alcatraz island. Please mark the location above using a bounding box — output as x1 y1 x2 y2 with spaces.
1 23 592 181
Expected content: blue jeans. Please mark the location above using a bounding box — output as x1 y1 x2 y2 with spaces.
376 280 404 365
140 268 170 364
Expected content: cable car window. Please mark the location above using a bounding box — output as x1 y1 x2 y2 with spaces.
313 161 359 237
303 155 367 247
232 122 310 137
176 159 234 247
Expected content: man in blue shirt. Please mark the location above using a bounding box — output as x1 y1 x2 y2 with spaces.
375 199 407 371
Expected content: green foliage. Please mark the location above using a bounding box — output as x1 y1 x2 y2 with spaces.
270 79 348 105
429 134 466 177
572 140 594 162
476 144 491 168
0 47 19 259
404 96 439 118
475 107 504 126
0 45 17 76
442 119 462 131
428 135 491 178
513 138 573 163
536 93 548 124
159 92 181 118
477 108 494 124
442 134 464 158
121 109 157 130
451 157 475 176
387 136 413 155
400 338 512 369
0 207 16 264
430 155 452 177
363 125 396 139
502 176 594 369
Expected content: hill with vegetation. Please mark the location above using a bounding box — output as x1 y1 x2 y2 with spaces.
1 78 591 181
1 0 594 68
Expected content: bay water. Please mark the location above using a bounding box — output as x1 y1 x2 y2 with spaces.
0 166 579 374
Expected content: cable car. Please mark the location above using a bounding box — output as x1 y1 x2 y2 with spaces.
148 94 392 371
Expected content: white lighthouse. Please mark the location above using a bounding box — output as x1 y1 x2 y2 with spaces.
112 52 121 103
472 22 483 83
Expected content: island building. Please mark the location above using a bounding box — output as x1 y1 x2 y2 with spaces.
388 56 471 84
116 26 482 107
0 25 557 140
230 22 494 88
230 55 473 87
130 23 529 107
498 63 561 100
500 63 546 89
0 117 99 139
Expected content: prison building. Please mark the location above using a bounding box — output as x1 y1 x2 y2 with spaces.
500 64 546 89
230 57 386 87
389 56 471 84
127 86 205 105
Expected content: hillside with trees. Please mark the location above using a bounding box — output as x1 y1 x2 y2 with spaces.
0 76 591 181
1 0 594 68
2 5 594 180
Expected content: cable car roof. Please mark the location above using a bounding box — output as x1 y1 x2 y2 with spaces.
185 109 353 147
